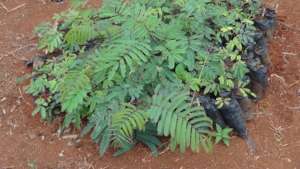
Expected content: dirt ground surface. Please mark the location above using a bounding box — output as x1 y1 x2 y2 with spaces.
0 0 299 169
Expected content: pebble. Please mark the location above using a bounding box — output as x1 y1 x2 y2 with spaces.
2 109 7 115
41 135 45 141
59 150 64 157
285 158 292 163
0 97 7 103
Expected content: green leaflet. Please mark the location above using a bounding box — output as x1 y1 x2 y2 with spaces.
35 24 63 53
59 70 91 114
112 105 148 140
65 23 96 46
149 87 213 153
26 75 48 96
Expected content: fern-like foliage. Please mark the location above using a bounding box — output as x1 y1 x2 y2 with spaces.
35 23 63 53
59 70 92 127
94 39 152 78
149 87 213 153
60 70 91 113
26 75 48 96
81 104 151 156
111 104 148 143
65 22 96 46
25 0 263 157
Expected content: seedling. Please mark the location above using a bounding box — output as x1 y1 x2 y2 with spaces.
214 125 233 146
25 0 266 156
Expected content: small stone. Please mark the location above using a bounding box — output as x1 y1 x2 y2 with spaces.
254 156 260 160
67 141 74 146
41 135 45 141
0 97 7 103
59 150 64 157
2 109 7 115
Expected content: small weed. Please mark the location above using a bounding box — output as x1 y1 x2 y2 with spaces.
214 125 233 146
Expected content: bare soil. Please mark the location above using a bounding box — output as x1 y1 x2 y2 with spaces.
0 0 299 169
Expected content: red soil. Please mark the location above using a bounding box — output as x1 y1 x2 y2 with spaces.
0 0 299 168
